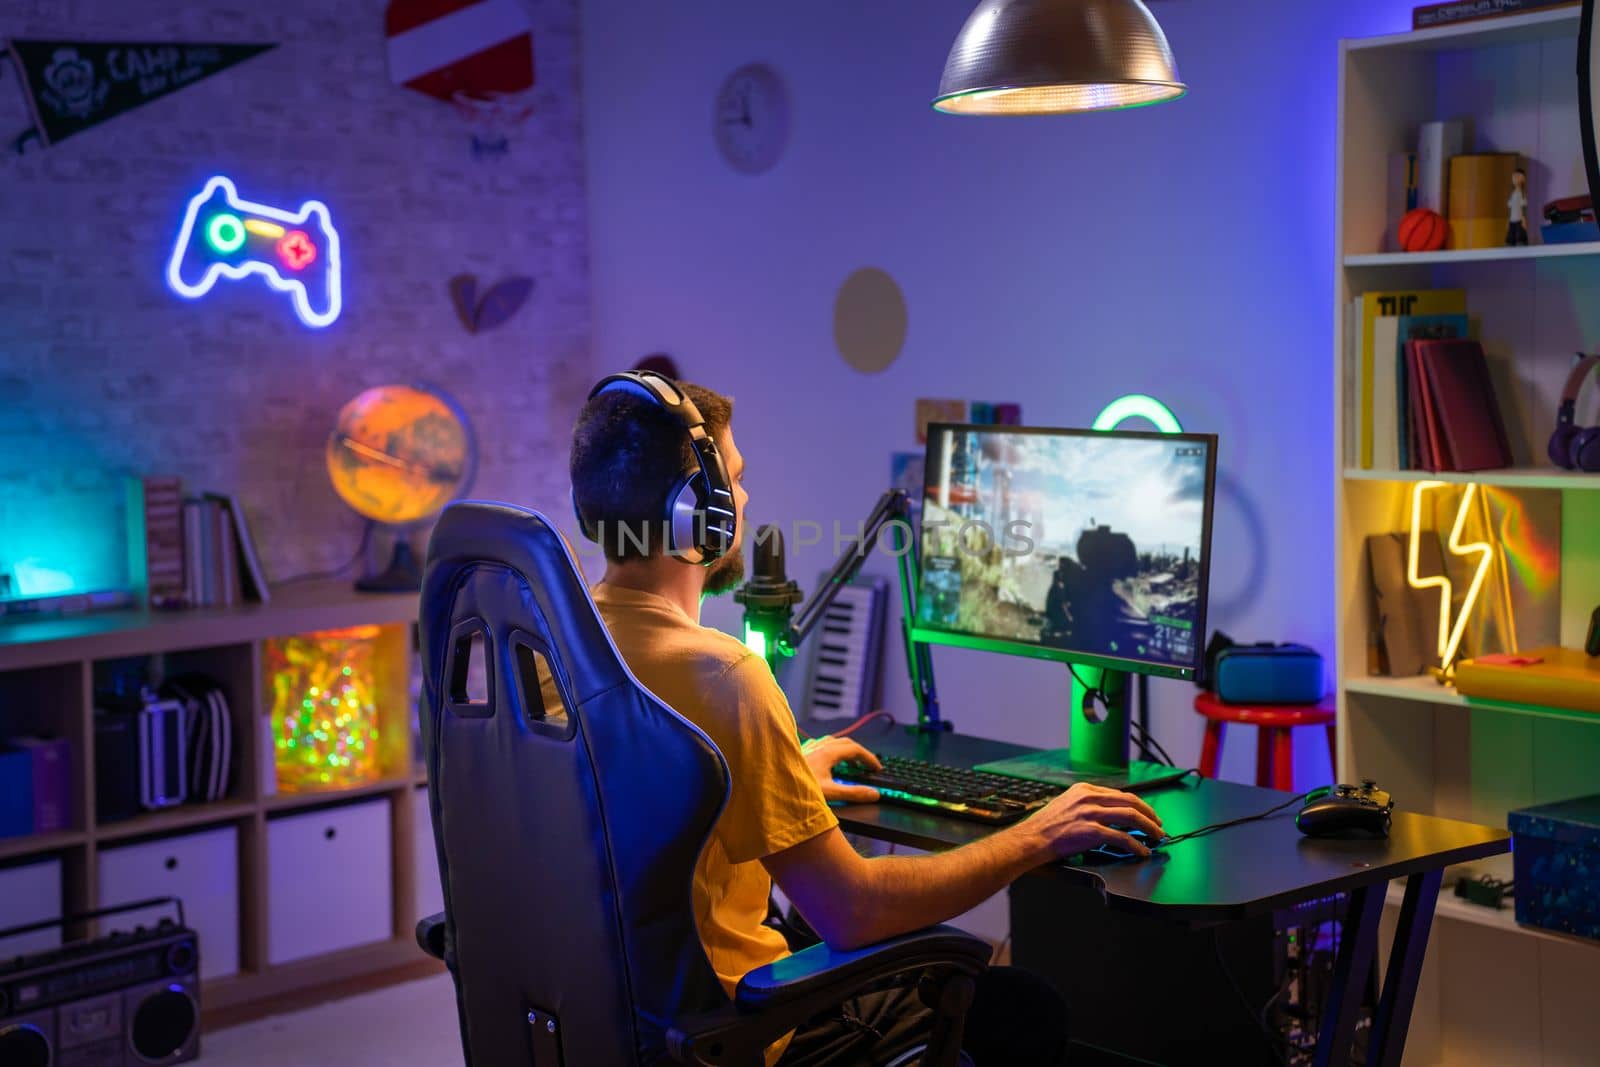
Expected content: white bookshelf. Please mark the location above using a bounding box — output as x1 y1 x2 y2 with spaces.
1342 466 1600 489
1334 10 1600 1065
1344 240 1600 266
1382 881 1591 949
1346 5 1581 53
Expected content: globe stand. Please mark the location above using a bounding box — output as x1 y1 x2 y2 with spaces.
356 538 421 593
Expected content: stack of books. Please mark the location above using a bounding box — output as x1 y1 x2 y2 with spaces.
0 737 72 838
127 480 270 608
1412 0 1580 30
125 476 185 608
1343 288 1513 472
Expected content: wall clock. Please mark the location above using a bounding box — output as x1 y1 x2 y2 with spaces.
713 63 790 175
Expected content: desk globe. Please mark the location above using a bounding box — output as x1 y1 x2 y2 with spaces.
326 384 475 591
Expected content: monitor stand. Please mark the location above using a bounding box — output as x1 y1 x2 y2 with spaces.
1066 665 1130 774
974 665 1181 790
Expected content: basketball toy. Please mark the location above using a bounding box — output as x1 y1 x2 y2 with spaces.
1398 207 1448 252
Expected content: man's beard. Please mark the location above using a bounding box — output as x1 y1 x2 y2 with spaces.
703 548 746 596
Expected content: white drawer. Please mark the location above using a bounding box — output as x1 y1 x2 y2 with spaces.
412 787 443 923
267 797 393 965
0 857 63 957
98 825 240 981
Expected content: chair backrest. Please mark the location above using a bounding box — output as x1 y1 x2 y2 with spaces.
419 501 731 1064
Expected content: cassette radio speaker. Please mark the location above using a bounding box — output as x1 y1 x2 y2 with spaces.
0 896 200 1065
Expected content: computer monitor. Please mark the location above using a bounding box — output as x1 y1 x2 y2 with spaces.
911 423 1217 682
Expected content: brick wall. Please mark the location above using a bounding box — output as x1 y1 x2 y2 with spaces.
0 0 589 592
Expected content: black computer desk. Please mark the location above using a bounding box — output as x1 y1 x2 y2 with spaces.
804 720 1510 1067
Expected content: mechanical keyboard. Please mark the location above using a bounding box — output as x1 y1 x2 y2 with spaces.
832 754 1066 825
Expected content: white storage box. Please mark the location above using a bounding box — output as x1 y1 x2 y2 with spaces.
98 824 240 980
267 797 393 965
0 856 63 957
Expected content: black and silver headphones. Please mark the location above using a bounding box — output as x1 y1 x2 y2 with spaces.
572 370 737 565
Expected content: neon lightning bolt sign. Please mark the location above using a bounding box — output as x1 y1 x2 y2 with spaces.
1407 481 1494 669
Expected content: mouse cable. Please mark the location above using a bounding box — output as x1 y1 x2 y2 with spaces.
275 520 374 585
1162 789 1314 846
1129 719 1177 767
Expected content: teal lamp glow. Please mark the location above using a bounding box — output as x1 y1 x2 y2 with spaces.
1092 393 1182 433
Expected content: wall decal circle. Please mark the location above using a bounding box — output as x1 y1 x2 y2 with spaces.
833 267 907 375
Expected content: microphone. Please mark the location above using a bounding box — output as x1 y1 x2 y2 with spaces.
734 523 803 660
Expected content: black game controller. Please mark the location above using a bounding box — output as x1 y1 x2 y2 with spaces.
1296 779 1394 839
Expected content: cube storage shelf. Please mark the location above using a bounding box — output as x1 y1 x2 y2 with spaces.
1335 7 1600 1064
0 581 441 1017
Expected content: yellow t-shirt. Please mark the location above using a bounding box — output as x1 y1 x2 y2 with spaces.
586 583 838 1060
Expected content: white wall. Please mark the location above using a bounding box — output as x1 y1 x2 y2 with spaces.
582 0 1416 785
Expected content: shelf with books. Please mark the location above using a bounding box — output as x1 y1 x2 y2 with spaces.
1345 4 1579 54
1342 466 1600 489
1344 241 1600 267
0 581 419 672
1345 674 1600 725
1335 8 1600 1056
0 583 429 1025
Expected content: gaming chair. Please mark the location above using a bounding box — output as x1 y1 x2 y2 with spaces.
415 501 992 1066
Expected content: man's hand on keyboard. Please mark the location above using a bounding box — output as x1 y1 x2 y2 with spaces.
1022 782 1165 859
801 735 882 804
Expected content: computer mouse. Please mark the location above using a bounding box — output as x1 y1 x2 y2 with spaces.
1083 827 1164 863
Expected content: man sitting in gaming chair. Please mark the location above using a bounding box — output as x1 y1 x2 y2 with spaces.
569 373 1165 1066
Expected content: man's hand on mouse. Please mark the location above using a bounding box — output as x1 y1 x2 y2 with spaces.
1022 781 1165 859
801 735 882 803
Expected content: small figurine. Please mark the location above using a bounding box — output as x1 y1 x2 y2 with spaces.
1506 168 1529 246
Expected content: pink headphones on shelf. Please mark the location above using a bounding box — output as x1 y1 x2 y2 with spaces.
1548 354 1600 472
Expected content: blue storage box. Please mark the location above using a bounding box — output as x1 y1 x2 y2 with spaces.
1210 643 1324 704
1508 793 1600 942
0 745 34 838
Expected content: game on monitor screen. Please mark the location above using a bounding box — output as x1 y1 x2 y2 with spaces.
913 424 1217 680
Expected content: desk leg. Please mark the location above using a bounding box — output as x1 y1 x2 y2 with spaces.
1367 869 1442 1067
1313 883 1385 1067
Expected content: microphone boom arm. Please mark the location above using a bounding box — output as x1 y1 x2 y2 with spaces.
781 488 944 732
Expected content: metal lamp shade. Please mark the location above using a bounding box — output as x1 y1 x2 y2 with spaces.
934 0 1185 115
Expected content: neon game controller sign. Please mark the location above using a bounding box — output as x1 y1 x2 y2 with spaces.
166 175 342 328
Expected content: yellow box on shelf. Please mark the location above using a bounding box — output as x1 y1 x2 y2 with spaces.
1455 647 1600 715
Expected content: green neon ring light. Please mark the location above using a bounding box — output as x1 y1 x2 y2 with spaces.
1091 393 1182 434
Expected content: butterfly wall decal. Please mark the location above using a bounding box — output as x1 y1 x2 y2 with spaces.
449 273 534 333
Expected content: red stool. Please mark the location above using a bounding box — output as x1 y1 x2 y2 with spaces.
1193 691 1336 791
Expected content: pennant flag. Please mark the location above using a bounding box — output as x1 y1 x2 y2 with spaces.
5 39 275 147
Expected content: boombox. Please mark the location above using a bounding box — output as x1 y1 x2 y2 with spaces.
0 897 199 1066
